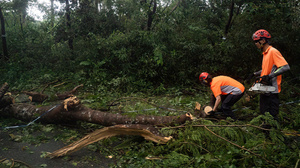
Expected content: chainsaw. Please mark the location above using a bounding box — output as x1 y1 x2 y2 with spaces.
248 77 275 94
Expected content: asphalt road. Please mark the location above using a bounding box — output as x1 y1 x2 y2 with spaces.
0 129 116 168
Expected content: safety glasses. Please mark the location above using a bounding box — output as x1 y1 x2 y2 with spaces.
254 40 261 43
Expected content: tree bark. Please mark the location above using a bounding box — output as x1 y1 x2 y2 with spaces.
147 0 157 31
65 0 73 50
224 0 234 36
0 7 8 60
0 96 194 126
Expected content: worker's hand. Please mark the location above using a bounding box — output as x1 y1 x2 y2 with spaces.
261 75 271 85
207 110 215 116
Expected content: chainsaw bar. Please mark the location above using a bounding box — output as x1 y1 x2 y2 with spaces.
248 83 276 93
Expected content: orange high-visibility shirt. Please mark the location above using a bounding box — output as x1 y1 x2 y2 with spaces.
210 76 245 97
261 46 288 93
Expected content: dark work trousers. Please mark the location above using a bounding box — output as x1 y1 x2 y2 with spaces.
211 93 244 119
260 93 279 120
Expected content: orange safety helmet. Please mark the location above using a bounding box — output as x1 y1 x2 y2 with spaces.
252 29 271 41
199 72 212 85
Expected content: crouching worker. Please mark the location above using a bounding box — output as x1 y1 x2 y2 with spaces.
199 72 245 119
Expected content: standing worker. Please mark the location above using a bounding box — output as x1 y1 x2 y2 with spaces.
248 29 290 120
199 72 245 119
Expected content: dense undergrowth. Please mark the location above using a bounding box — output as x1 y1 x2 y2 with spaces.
0 79 299 168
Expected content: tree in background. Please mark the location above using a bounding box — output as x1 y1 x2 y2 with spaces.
0 6 8 60
0 0 299 91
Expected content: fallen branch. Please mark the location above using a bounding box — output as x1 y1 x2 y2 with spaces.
56 84 83 100
48 124 172 158
22 91 48 103
22 84 83 103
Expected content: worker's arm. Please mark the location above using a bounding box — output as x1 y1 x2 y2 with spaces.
269 64 290 78
213 95 221 111
254 70 262 76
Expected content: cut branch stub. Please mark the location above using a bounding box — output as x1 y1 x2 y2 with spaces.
63 96 80 111
204 106 213 115
194 102 213 118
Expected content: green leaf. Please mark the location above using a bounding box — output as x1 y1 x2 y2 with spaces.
80 61 91 66
40 163 47 167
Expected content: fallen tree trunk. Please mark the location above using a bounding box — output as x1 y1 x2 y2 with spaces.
48 124 172 158
0 96 194 126
0 83 195 158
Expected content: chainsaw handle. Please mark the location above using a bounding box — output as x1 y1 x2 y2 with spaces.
254 77 262 84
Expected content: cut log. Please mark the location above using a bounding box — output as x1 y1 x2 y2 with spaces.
194 102 213 118
0 96 194 126
204 106 213 114
48 124 172 158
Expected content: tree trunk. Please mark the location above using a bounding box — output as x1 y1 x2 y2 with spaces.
65 0 73 50
0 7 8 60
0 96 194 126
51 0 54 28
224 0 234 36
147 0 157 31
0 84 195 158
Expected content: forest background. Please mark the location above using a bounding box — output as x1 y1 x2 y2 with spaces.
0 0 300 167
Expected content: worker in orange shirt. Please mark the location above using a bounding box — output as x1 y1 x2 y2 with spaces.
199 72 245 119
248 29 290 120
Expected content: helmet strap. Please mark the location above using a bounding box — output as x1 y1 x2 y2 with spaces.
258 40 267 49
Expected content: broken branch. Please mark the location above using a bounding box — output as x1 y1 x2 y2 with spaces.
48 124 172 158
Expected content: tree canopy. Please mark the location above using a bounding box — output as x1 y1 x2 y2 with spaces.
0 0 299 92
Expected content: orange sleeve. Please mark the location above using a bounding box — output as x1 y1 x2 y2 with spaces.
272 48 288 68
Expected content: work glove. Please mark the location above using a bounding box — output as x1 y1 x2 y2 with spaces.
260 75 271 85
207 110 215 116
